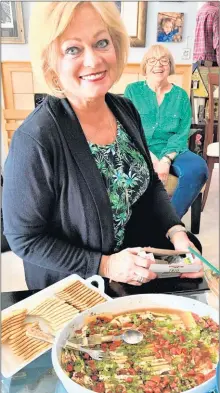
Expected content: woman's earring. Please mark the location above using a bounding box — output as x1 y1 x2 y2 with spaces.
51 73 65 95
54 78 60 89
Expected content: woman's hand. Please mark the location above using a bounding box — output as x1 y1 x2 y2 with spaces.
99 247 157 285
171 231 204 278
149 152 159 172
156 160 170 185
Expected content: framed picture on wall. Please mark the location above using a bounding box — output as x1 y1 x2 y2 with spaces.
116 2 147 47
157 12 184 43
0 1 25 43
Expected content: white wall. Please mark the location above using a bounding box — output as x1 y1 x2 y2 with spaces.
129 1 198 63
2 1 199 64
1 2 32 61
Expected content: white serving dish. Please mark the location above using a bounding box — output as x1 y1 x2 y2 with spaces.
52 294 218 393
1 274 111 378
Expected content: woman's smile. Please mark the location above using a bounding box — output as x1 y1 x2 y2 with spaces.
79 70 107 81
57 4 117 102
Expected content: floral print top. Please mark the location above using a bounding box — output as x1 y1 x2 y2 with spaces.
89 120 150 251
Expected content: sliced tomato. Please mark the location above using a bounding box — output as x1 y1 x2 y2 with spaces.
192 312 200 321
115 385 126 393
169 347 178 355
143 388 154 393
123 322 133 327
207 360 214 369
150 376 161 384
75 372 84 378
101 343 108 351
177 363 185 372
170 382 177 389
83 353 90 360
128 368 136 375
109 343 118 351
154 388 162 393
126 377 133 383
66 363 73 372
87 360 96 370
93 382 105 393
161 376 169 386
145 381 157 388
176 347 182 355
204 370 216 381
74 329 82 334
164 354 172 362
195 373 205 385
113 340 122 347
194 355 202 365
186 369 196 376
210 324 218 332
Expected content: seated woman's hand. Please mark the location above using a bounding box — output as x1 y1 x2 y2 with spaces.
171 231 204 278
100 247 157 286
149 152 159 172
156 160 170 185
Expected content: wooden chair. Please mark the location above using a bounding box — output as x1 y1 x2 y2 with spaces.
201 73 219 211
2 108 31 152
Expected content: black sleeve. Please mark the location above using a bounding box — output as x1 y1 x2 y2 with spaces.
126 98 184 234
2 129 101 278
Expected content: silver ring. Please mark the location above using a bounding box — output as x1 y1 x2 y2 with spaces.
136 275 145 284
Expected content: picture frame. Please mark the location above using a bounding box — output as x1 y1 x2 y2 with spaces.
1 1 25 44
157 12 184 43
117 2 147 47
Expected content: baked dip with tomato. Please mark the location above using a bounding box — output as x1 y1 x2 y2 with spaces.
60 309 219 393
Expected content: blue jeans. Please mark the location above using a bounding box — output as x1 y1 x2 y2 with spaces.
170 150 208 218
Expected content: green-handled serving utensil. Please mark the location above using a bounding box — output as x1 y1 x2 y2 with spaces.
188 246 220 276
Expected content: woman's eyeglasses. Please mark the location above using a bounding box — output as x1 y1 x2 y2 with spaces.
147 57 170 66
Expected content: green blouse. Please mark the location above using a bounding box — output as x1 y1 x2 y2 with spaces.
89 120 150 251
124 81 192 159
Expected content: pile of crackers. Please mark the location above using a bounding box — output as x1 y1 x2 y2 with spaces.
1 280 106 362
2 310 51 361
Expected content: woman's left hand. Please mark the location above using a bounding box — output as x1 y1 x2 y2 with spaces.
171 231 204 278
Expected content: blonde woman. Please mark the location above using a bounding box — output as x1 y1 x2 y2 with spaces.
124 44 208 219
3 4 203 290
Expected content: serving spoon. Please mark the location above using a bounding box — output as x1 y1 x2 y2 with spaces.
26 315 144 346
69 329 144 346
118 329 144 344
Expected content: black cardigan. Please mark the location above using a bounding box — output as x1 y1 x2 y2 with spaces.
2 93 182 289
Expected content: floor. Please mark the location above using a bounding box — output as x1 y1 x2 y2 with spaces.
1 169 219 295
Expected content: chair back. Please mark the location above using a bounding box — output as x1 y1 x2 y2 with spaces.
2 109 31 153
203 73 219 159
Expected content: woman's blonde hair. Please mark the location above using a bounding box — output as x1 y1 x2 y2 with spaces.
140 44 175 76
29 2 130 97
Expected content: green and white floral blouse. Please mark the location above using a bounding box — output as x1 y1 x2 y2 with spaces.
89 120 150 251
